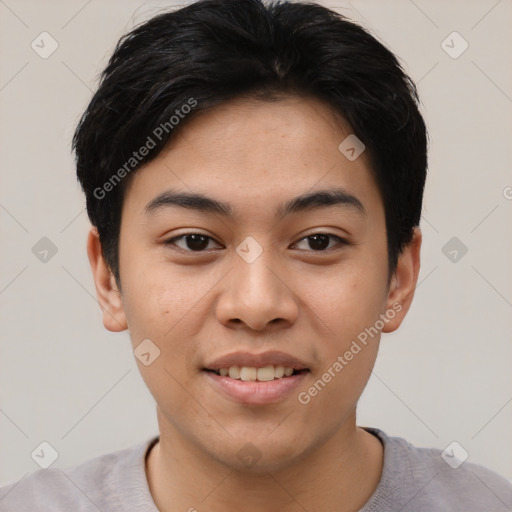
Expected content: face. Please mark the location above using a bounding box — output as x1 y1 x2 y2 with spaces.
89 95 420 472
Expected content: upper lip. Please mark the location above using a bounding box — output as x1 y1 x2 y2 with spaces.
204 351 310 370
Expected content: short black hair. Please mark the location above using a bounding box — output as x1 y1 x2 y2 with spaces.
72 0 427 287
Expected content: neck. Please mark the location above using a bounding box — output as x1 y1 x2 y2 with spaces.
145 408 383 512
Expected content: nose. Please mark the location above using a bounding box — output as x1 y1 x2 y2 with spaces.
215 244 299 332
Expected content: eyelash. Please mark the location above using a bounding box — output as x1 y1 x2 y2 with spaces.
163 232 348 253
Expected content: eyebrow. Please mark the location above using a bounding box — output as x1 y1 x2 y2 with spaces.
144 187 365 219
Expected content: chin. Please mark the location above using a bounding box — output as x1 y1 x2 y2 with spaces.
207 434 314 474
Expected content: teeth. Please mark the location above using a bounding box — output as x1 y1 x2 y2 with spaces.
228 366 240 379
256 366 275 381
240 367 257 381
216 365 298 381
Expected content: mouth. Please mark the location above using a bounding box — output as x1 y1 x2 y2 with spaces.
201 358 311 406
202 351 311 405
204 365 308 381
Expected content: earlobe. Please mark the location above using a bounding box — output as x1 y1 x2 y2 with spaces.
86 227 128 332
382 227 422 333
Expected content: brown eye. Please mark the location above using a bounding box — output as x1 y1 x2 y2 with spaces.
307 234 330 250
164 233 220 252
293 233 347 252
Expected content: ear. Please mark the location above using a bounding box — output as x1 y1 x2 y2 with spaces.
382 227 422 333
86 227 128 332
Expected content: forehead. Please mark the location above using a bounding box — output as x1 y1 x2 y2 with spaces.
164 94 356 169
123 95 381 220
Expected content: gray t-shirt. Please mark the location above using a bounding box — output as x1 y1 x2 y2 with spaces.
1 427 511 511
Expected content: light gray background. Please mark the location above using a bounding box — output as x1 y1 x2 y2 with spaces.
1 0 511 487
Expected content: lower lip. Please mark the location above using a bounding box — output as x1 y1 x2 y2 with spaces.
203 370 309 405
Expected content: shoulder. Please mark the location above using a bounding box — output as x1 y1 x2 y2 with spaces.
362 427 512 512
0 437 158 512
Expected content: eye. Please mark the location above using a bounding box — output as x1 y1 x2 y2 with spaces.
164 232 347 253
164 233 222 252
292 233 347 252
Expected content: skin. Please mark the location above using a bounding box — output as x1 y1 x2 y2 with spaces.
87 95 421 512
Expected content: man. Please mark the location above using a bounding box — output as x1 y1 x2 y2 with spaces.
1 0 511 510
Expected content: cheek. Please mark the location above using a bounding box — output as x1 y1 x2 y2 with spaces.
297 260 388 347
295 270 384 417
121 258 210 342
122 269 200 416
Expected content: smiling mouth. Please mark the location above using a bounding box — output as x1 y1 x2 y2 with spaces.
204 365 309 382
